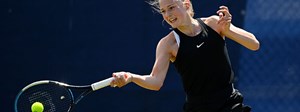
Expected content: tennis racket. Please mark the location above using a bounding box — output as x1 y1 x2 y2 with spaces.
14 77 114 112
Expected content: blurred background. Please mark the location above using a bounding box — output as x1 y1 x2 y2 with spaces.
1 0 299 111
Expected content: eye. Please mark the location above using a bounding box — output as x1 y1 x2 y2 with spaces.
160 10 165 14
168 5 177 12
169 6 175 10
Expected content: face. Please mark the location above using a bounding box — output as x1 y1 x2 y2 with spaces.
159 0 188 28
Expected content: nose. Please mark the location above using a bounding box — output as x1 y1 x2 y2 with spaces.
165 11 172 17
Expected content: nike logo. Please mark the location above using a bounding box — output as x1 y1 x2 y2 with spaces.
196 42 204 48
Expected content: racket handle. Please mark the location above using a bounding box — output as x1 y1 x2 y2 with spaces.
91 77 114 91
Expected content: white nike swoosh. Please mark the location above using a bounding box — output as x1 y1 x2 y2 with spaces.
196 42 204 48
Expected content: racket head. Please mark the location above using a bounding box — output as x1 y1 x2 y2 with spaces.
14 80 74 112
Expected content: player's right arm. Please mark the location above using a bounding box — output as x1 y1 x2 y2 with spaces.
130 36 171 91
112 36 172 91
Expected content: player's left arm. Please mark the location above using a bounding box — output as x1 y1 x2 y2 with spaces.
223 24 260 51
217 6 260 51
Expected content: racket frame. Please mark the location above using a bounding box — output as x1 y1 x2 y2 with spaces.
15 77 114 112
14 80 94 112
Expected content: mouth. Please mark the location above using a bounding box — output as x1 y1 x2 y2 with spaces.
168 18 177 23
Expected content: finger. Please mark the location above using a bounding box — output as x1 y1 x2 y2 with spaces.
217 13 226 24
112 73 117 77
219 6 229 10
217 19 230 25
110 80 117 87
218 18 231 24
219 6 229 14
112 73 119 85
117 74 128 87
217 6 231 14
110 73 117 87
217 12 232 23
218 13 230 21
115 74 122 87
220 17 232 21
217 9 231 17
218 11 224 17
119 74 126 85
217 10 224 23
225 18 232 23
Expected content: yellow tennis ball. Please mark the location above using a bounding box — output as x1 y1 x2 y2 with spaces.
31 102 44 112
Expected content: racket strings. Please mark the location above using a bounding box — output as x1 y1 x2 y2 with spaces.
16 84 73 112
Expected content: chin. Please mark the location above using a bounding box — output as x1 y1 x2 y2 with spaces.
169 24 178 29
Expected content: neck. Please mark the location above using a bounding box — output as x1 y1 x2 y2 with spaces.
177 18 201 37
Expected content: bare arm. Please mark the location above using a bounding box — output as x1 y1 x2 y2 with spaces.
210 6 260 51
111 37 171 91
224 24 260 51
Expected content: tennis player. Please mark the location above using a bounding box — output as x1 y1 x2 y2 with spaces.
111 0 259 112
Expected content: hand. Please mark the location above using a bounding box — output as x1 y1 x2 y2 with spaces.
216 6 232 34
110 71 133 88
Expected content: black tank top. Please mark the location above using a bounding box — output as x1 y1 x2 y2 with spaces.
173 19 234 111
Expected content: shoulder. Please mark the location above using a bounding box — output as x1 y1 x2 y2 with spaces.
156 31 177 54
158 32 176 47
200 15 220 24
200 15 221 33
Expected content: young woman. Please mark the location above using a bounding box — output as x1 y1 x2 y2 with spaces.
111 0 259 111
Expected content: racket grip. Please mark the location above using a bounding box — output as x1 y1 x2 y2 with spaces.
91 77 114 91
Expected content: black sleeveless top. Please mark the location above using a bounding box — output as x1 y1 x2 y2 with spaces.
173 19 234 111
